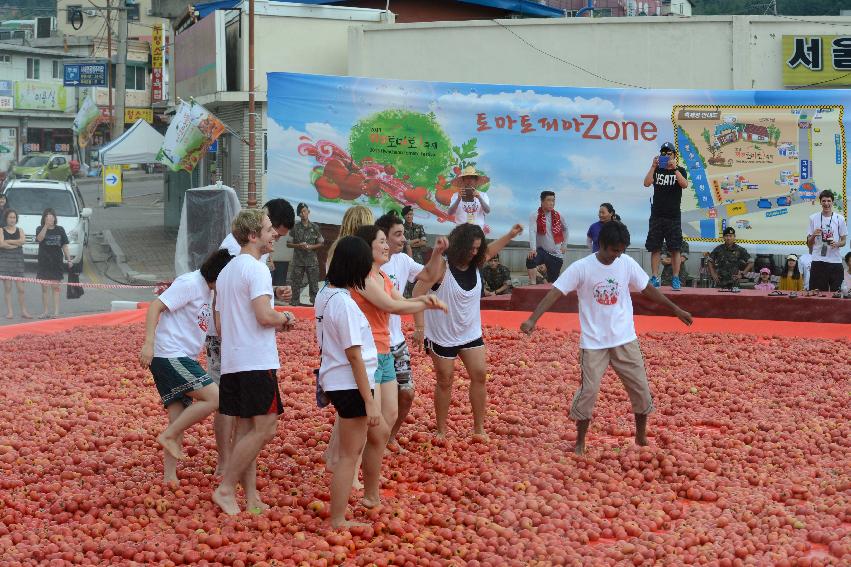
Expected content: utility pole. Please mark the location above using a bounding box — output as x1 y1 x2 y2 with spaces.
113 0 128 140
106 0 113 134
247 0 257 208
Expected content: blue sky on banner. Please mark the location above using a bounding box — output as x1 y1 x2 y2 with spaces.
266 72 850 249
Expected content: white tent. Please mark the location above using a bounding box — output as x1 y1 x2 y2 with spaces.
98 119 164 165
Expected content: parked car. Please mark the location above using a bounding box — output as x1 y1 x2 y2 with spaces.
10 153 74 182
1 179 92 270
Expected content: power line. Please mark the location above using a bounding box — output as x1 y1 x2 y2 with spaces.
490 19 648 89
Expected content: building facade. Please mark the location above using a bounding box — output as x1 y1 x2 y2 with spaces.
0 43 83 178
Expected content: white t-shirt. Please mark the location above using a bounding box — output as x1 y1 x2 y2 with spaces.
450 192 489 228
155 270 212 359
528 210 566 257
808 211 848 264
552 253 650 350
209 233 270 338
799 253 813 290
215 254 279 374
381 252 423 346
315 286 377 392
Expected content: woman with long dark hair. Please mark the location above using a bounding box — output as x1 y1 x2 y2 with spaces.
778 254 803 292
0 209 31 319
587 203 618 252
36 208 71 318
413 222 523 440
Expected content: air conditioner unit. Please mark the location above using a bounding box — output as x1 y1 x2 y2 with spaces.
36 17 53 38
83 9 98 17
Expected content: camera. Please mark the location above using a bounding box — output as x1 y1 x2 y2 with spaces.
658 155 670 168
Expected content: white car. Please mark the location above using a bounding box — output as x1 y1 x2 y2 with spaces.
2 179 92 270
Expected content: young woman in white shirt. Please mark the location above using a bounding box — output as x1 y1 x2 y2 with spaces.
412 222 524 441
521 221 692 455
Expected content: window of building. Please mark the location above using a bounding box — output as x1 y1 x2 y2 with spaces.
127 4 140 21
66 5 82 24
0 54 11 64
53 60 61 79
124 65 147 90
27 58 40 79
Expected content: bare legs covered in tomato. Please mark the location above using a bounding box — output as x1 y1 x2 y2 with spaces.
634 413 649 447
157 383 219 463
359 415 389 509
329 416 369 529
574 414 649 456
379 380 399 449
431 353 456 438
458 347 488 439
213 413 235 476
213 413 278 516
389 387 414 452
233 418 269 513
162 403 185 483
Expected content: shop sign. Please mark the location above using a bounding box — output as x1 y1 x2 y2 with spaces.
15 82 68 112
23 143 40 153
0 80 13 111
125 107 153 123
783 35 851 87
54 143 71 153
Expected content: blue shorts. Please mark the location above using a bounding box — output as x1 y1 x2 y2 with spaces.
375 352 397 384
150 357 214 408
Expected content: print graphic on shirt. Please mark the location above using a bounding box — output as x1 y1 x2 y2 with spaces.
654 172 678 186
593 278 620 306
197 303 211 333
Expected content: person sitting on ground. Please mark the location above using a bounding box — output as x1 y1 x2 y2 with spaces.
587 202 619 253
661 241 690 287
482 254 512 296
708 227 752 289
754 267 776 292
521 221 693 455
778 254 803 292
139 249 234 483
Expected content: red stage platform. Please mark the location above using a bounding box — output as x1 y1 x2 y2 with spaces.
482 284 851 324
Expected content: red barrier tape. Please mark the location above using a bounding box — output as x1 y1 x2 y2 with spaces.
0 274 157 290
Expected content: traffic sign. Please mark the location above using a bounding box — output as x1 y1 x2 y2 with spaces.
102 165 123 206
64 63 107 87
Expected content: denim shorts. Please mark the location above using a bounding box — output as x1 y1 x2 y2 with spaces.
375 352 397 384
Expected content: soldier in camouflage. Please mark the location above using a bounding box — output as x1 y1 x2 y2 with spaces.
708 227 753 288
287 203 324 306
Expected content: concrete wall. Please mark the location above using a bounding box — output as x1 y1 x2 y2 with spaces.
348 16 851 90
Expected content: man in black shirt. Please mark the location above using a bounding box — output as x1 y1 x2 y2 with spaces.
643 142 689 290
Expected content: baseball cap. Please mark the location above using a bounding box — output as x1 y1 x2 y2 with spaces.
722 227 735 235
786 254 798 261
759 267 771 274
660 142 677 154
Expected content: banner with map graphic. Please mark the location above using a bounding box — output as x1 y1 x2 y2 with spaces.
267 72 849 249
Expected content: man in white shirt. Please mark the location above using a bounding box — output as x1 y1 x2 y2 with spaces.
526 190 567 284
447 165 490 230
212 209 295 516
208 198 294 474
375 212 447 451
806 190 848 292
138 248 235 483
521 221 692 455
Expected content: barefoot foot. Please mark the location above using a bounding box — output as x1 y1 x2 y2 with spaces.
352 477 364 490
635 436 649 447
246 497 270 514
360 496 381 509
574 443 586 456
157 433 184 460
212 487 240 516
163 473 178 483
471 432 490 444
330 518 370 529
386 440 408 454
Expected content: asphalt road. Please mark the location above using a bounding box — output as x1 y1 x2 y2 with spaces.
0 174 164 326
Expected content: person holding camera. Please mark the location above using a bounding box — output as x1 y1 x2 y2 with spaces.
708 227 752 289
806 190 847 292
643 142 689 290
447 166 490 230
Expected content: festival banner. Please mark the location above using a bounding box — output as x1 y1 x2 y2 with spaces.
72 95 102 148
267 72 850 249
157 101 225 172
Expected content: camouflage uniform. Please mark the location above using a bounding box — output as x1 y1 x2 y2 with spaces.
481 263 512 295
403 222 427 265
709 243 751 287
288 221 323 305
661 241 690 286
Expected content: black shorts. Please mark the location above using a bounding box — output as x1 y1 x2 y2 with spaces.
809 261 844 292
645 216 683 252
525 247 564 283
424 337 485 359
219 369 284 418
326 389 373 419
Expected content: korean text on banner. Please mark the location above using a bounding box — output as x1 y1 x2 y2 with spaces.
156 101 225 172
73 96 102 148
265 72 849 249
